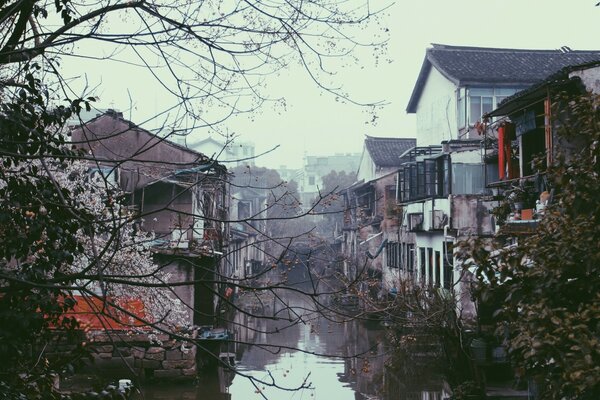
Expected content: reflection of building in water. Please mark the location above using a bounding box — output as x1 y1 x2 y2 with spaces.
222 293 450 400
383 371 450 400
338 318 387 398
229 294 302 371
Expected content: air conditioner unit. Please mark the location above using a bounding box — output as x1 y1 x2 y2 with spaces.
408 213 424 232
431 210 448 230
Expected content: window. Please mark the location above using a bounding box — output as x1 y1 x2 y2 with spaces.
437 156 451 197
469 88 494 125
410 164 418 199
402 167 411 201
427 248 434 286
407 244 415 273
401 243 406 270
238 201 251 220
416 162 425 197
457 88 466 128
398 156 450 202
419 247 426 284
443 242 454 289
397 170 405 203
452 163 485 195
435 251 441 288
425 159 436 197
308 176 315 186
458 87 522 128
386 242 399 269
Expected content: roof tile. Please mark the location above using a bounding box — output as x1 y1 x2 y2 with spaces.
364 136 416 167
408 44 600 113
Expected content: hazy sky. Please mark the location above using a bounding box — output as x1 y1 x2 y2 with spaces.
64 0 600 169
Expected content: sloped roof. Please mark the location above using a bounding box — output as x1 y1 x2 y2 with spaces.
489 61 600 117
364 136 417 167
76 110 210 162
407 44 600 113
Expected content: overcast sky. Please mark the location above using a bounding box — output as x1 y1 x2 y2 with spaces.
65 0 600 169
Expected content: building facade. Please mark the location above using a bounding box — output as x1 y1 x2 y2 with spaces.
396 44 600 320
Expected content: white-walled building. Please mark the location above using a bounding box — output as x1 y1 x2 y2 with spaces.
388 44 600 320
188 136 256 166
297 153 361 208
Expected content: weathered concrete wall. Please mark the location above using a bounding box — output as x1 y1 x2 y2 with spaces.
569 64 600 94
451 194 496 236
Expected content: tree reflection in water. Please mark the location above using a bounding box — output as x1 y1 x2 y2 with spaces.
140 291 450 399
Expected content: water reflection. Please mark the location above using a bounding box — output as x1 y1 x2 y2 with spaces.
141 291 449 399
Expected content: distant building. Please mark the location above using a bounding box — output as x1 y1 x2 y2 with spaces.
187 136 256 166
340 137 416 304
298 153 361 207
277 165 302 185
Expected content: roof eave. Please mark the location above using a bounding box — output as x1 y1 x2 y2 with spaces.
406 57 432 113
488 77 580 117
407 52 462 113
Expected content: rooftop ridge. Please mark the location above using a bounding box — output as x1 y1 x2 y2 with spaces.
430 43 597 53
364 135 415 140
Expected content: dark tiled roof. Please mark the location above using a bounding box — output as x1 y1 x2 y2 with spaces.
364 136 416 167
489 60 600 117
407 44 600 113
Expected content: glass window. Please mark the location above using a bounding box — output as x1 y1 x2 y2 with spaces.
397 170 404 203
467 87 522 125
409 164 417 199
435 251 441 288
452 163 485 195
469 95 493 124
457 88 466 129
416 162 425 197
427 248 434 286
425 159 436 197
469 96 482 124
401 243 406 270
420 247 426 284
443 242 453 290
407 244 414 273
482 96 494 116
437 156 450 197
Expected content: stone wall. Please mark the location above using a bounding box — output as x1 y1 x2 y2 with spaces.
87 332 197 381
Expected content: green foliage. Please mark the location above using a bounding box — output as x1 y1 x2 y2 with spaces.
460 93 600 399
0 66 95 397
312 170 357 237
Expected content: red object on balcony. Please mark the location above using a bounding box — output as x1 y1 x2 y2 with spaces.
498 123 517 180
498 125 506 180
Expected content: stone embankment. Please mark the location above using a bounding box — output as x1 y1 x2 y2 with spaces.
86 331 197 380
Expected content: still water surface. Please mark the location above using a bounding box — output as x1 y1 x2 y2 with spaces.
140 292 447 400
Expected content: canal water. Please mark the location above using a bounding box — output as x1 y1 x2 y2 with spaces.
140 291 449 399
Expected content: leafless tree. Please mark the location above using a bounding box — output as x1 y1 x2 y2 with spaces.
0 1 392 398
